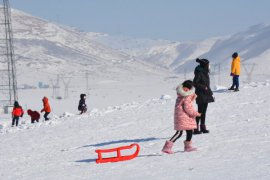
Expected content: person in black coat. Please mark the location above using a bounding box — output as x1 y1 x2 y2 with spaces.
193 58 214 134
78 94 87 114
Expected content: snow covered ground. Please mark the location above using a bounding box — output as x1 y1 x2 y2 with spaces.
1 81 270 180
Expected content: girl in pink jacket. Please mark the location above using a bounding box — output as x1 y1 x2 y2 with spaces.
162 80 201 153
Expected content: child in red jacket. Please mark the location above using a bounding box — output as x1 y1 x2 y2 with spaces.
27 109 40 123
12 101 24 127
41 97 51 121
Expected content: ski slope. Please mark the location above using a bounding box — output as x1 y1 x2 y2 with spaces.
1 81 270 180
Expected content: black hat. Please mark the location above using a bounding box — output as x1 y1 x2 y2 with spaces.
14 101 19 107
80 94 86 99
196 58 209 66
232 52 238 59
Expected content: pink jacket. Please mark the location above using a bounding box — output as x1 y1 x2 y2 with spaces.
174 85 200 131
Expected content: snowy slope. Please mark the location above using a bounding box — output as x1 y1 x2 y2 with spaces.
0 81 270 179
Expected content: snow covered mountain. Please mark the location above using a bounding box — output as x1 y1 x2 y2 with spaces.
90 24 270 78
5 9 169 86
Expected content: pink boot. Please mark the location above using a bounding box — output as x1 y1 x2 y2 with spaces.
184 141 197 152
161 140 174 154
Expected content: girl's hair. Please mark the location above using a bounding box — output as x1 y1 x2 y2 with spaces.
182 80 194 89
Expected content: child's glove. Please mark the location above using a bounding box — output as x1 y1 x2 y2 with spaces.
230 73 235 76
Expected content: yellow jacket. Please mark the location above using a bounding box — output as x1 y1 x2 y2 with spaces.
231 56 241 75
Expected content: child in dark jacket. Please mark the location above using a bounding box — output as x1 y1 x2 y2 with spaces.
12 101 24 127
27 109 40 123
78 94 87 114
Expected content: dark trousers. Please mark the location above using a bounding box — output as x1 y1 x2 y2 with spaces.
169 130 193 142
31 119 39 123
232 75 239 89
196 103 208 125
44 112 50 120
12 116 19 126
80 107 87 114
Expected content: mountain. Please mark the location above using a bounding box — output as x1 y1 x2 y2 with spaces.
2 9 169 85
90 24 270 78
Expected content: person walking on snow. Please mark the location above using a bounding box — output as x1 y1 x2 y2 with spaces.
228 52 241 92
162 80 201 154
193 58 214 134
41 97 51 121
27 109 40 123
78 94 87 114
12 101 24 127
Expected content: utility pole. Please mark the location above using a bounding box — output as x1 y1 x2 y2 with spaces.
50 74 60 99
85 71 90 95
243 63 256 83
62 75 72 99
0 0 18 105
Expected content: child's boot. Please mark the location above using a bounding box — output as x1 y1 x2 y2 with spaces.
184 141 197 152
193 118 202 135
161 140 174 154
200 124 209 133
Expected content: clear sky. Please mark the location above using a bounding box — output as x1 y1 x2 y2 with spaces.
10 0 270 41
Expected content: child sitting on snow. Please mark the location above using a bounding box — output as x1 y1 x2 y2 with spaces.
27 109 40 123
162 80 201 153
78 94 87 114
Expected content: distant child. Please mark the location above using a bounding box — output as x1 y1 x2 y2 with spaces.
162 80 201 153
12 101 24 127
228 52 241 92
27 109 40 123
41 97 51 121
78 94 87 114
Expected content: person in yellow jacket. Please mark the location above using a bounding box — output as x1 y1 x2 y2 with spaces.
228 52 241 91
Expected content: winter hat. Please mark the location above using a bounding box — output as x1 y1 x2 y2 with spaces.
14 101 19 107
232 52 238 59
27 109 33 115
80 94 86 99
196 58 209 67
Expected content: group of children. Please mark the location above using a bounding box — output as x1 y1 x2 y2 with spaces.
11 94 88 127
11 97 51 127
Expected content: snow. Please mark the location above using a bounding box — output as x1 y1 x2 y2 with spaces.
0 7 270 180
1 81 270 179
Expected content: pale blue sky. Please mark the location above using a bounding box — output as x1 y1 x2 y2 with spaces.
10 0 270 41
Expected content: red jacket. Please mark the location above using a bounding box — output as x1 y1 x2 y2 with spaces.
41 97 51 113
27 110 40 120
12 107 24 117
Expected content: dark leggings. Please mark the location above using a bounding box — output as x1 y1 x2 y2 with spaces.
12 116 19 126
196 103 208 125
44 112 50 120
232 75 240 89
169 130 193 142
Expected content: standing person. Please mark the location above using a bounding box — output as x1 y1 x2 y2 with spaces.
193 58 215 134
228 52 241 92
41 97 51 121
12 101 24 127
161 80 201 154
27 109 40 123
78 94 87 114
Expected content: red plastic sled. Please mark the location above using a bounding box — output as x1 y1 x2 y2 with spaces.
95 143 140 164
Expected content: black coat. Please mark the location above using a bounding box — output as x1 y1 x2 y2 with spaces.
193 66 214 104
78 94 87 111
